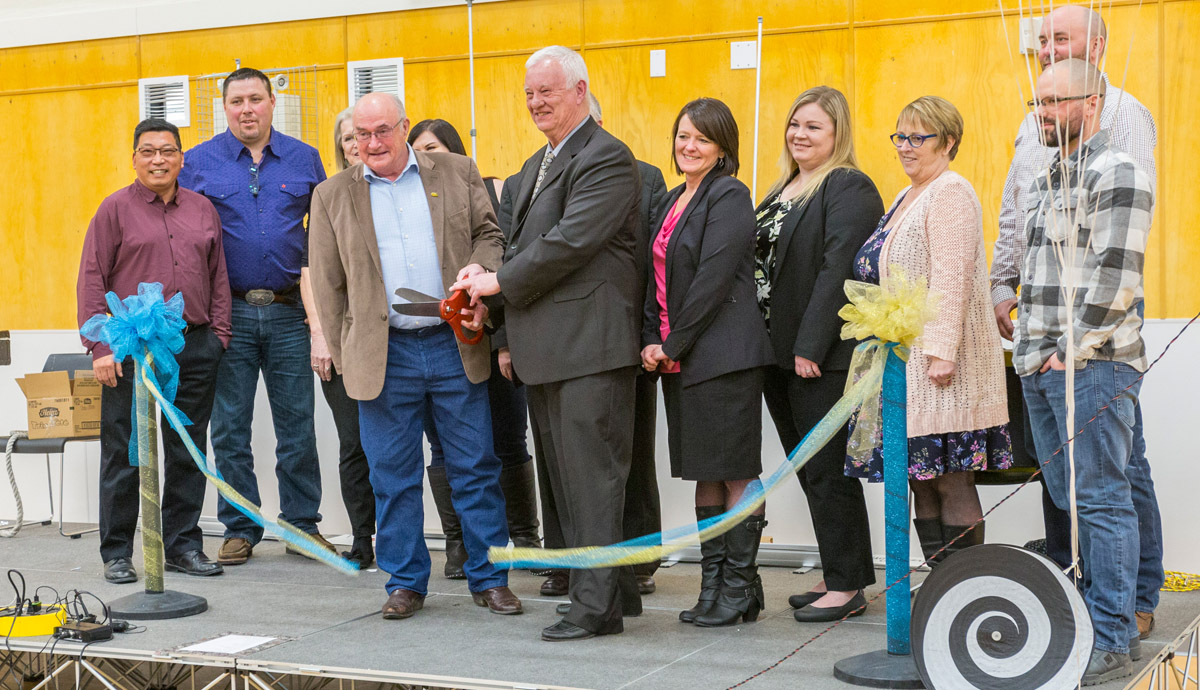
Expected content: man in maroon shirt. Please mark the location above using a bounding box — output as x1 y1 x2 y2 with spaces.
77 118 232 584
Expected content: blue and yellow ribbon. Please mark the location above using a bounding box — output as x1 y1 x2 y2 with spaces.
81 283 359 574
489 272 937 571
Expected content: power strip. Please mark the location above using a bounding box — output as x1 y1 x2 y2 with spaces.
53 621 113 642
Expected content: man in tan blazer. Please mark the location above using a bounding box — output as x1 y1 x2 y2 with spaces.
308 92 520 621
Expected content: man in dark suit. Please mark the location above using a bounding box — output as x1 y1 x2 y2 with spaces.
454 45 643 641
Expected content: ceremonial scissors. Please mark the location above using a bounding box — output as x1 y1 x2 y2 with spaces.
392 288 484 345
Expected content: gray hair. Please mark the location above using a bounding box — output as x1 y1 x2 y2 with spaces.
587 92 602 121
526 45 589 88
1045 57 1107 99
332 106 354 170
353 92 406 121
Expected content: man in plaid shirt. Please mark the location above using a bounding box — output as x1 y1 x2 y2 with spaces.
1017 58 1156 686
994 4 1164 649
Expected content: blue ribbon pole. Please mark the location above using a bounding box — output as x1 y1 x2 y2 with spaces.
882 345 911 655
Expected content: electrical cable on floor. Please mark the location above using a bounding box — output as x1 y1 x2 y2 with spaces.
727 309 1200 688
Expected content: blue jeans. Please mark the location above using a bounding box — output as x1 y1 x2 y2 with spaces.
1022 360 1144 654
211 300 322 542
425 349 531 469
358 324 508 595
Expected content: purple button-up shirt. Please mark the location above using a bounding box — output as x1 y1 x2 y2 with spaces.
77 180 232 359
178 128 326 292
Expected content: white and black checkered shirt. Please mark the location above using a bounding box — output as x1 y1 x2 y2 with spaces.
1013 130 1155 376
991 74 1156 306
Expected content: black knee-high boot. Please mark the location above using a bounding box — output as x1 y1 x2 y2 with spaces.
694 514 767 627
940 521 985 563
427 465 466 579
680 505 726 623
913 517 946 567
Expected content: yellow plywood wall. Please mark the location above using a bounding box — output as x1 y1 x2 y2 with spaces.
1 0 1195 329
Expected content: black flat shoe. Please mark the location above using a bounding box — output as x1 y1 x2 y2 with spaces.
103 557 137 584
793 591 867 623
541 620 596 641
556 602 572 615
165 550 224 577
787 590 824 609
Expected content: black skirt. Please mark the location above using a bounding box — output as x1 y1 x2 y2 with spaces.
661 367 764 481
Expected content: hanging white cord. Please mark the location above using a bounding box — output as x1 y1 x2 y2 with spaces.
2 432 27 538
467 0 478 160
751 16 763 200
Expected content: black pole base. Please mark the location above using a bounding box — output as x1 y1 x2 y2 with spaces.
108 589 208 620
834 649 925 689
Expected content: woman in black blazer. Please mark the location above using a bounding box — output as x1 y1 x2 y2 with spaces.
754 86 884 623
642 98 774 628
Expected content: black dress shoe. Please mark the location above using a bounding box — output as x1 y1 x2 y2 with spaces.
787 590 824 609
793 590 867 623
103 557 137 584
341 537 375 570
541 620 596 641
556 602 572 616
165 550 224 577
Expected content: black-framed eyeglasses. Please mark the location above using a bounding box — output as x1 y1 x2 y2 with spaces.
890 133 938 148
1026 94 1100 109
134 146 181 159
354 120 402 143
249 163 260 196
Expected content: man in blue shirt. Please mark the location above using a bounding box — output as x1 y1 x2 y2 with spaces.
179 68 331 565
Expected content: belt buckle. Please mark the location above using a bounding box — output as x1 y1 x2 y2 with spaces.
245 289 274 306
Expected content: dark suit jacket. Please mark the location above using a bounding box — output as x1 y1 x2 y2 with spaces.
643 170 773 387
497 118 642 386
489 172 523 352
634 161 668 282
759 167 884 371
308 151 504 397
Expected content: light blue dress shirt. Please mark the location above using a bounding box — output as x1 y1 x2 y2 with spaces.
364 145 444 330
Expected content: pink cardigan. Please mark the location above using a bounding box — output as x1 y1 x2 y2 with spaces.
878 171 1009 437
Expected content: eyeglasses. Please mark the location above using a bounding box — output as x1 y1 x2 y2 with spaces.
135 146 181 159
1026 94 1100 108
354 121 402 143
890 133 938 148
249 163 260 196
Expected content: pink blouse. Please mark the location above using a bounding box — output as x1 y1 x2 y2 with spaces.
652 201 685 373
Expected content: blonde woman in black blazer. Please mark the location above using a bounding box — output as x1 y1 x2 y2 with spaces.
642 98 774 628
754 86 884 624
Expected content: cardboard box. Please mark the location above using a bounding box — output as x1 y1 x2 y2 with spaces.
15 370 103 439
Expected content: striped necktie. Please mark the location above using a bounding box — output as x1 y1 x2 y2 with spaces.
531 148 555 197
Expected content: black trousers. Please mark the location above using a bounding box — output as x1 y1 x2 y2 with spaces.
528 367 641 633
762 367 876 591
99 327 223 563
320 366 375 539
534 371 661 575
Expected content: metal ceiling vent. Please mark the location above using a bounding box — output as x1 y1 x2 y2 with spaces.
347 58 404 107
139 75 190 127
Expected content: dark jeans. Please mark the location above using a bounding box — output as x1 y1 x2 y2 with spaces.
99 327 223 562
425 349 531 469
211 299 322 542
763 367 876 591
320 367 374 539
358 325 508 595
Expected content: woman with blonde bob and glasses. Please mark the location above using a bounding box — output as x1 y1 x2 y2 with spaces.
754 85 884 624
845 96 1011 571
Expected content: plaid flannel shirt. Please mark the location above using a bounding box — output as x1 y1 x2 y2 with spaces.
1013 130 1154 377
991 75 1156 305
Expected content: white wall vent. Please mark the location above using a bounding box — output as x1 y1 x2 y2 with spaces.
139 75 190 127
347 58 404 107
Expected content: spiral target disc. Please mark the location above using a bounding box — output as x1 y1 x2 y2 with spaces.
911 543 1092 689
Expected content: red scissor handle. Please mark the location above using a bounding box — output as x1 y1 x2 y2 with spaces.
440 290 484 345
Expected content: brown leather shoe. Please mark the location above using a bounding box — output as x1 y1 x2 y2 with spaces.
471 586 523 615
286 533 338 558
637 575 656 595
540 570 568 596
217 538 253 565
1137 611 1155 639
381 589 425 620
